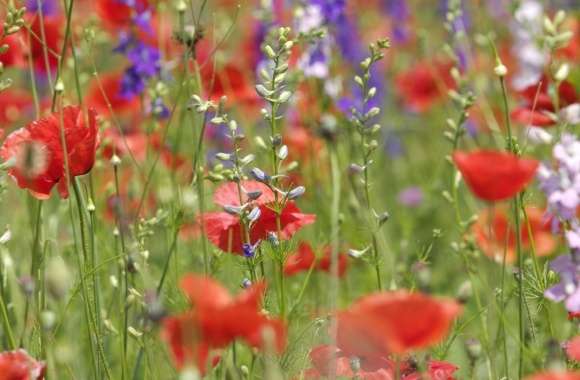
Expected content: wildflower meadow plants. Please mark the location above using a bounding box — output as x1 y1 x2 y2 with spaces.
0 0 579 379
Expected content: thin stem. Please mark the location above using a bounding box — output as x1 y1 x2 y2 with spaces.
499 76 525 379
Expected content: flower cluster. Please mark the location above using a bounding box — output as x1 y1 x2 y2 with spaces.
538 134 580 248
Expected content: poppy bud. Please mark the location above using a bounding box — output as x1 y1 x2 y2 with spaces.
54 79 64 93
18 275 35 297
465 338 482 361
111 154 122 166
40 310 56 331
145 290 165 323
127 255 138 273
176 0 186 13
45 257 72 300
179 367 201 380
494 63 507 77
456 281 472 304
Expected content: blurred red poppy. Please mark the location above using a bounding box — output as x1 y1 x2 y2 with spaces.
511 77 578 127
200 180 316 254
27 15 63 73
101 126 148 162
162 274 286 373
0 89 33 128
453 150 539 201
284 126 324 163
284 242 348 277
566 336 580 362
86 72 140 118
525 372 580 380
304 344 457 380
395 60 455 113
472 207 556 263
336 291 461 357
95 0 149 29
0 349 45 380
0 32 25 68
202 64 260 107
0 105 99 199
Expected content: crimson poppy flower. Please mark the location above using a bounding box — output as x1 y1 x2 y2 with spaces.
27 15 63 73
524 372 580 380
0 349 46 380
511 77 578 128
0 105 99 199
86 72 140 118
395 60 455 113
162 274 286 373
336 291 461 357
472 207 556 263
0 89 33 128
453 150 539 202
200 180 316 254
566 336 580 362
95 0 149 29
284 242 348 277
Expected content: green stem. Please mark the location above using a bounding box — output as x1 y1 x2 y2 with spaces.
499 76 525 379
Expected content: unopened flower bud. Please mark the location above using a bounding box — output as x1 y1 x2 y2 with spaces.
494 63 508 77
287 186 305 200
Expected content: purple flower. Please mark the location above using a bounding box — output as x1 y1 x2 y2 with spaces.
538 134 580 250
26 0 59 15
545 253 580 312
383 0 410 44
242 241 260 258
398 187 423 207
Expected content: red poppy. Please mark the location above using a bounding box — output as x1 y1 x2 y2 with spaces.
304 344 457 380
202 64 260 107
162 274 286 373
525 372 580 380
566 336 580 362
453 150 539 202
284 126 324 164
0 105 99 199
0 349 46 380
101 126 148 162
395 60 455 113
200 180 316 254
95 0 149 29
336 291 461 357
511 77 578 128
0 89 33 128
86 72 140 118
472 207 556 263
27 15 63 73
284 242 348 277
0 32 25 68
